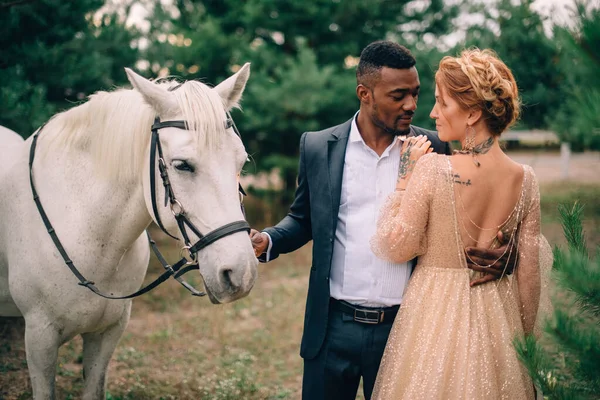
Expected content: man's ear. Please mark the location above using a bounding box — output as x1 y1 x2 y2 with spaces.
467 108 483 126
356 84 371 104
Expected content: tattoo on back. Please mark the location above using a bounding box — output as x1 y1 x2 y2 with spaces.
453 174 472 186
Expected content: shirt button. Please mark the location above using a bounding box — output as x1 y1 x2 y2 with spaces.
325 277 329 281
329 238 333 243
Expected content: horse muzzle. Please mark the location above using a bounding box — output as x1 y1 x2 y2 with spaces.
202 257 258 304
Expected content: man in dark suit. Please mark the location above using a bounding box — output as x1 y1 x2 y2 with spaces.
250 41 511 400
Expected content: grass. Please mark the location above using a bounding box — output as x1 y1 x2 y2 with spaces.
1 182 599 399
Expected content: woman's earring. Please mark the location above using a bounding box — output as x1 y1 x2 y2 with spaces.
463 125 476 152
454 125 481 166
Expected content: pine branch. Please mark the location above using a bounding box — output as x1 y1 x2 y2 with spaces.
515 336 574 400
550 308 600 385
516 201 599 399
553 249 600 319
558 202 588 257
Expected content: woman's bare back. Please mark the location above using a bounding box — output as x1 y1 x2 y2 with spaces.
450 149 525 249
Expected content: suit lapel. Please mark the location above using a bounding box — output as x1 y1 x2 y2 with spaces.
327 119 352 234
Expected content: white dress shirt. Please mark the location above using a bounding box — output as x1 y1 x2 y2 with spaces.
265 113 412 307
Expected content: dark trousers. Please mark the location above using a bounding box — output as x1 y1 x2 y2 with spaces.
302 299 397 400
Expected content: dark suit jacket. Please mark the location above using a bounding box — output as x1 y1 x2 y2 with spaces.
263 118 450 360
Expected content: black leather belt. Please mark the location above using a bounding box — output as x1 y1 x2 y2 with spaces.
330 298 399 325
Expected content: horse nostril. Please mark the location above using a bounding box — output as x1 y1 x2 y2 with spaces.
221 268 234 289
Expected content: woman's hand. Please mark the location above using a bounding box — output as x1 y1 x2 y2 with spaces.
396 135 432 190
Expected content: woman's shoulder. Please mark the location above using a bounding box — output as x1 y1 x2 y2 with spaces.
521 164 540 200
418 153 448 165
521 163 536 177
418 152 450 168
515 163 539 189
508 162 540 212
415 153 452 179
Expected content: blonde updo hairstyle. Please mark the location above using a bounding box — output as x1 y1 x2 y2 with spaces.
435 48 521 136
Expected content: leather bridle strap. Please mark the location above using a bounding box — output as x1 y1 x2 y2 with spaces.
149 117 250 256
29 124 91 284
189 221 250 254
28 124 203 299
149 118 181 239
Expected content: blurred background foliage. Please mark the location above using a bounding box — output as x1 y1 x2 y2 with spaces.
0 0 598 184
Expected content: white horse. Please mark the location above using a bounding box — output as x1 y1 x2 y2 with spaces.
0 65 258 399
0 124 23 147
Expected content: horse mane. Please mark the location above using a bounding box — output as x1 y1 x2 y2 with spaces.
42 78 229 183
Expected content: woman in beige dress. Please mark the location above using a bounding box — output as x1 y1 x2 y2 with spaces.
370 49 548 399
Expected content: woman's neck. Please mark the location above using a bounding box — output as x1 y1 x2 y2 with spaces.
460 123 498 154
465 136 496 155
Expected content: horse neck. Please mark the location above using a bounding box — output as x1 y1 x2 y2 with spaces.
37 142 152 252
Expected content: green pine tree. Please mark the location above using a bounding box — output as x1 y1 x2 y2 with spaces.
551 1 600 151
0 0 141 136
515 202 600 399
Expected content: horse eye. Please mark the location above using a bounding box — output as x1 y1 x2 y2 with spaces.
173 160 195 172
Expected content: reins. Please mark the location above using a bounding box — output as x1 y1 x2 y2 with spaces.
29 105 249 299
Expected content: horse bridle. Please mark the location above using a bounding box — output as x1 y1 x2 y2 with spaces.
29 96 250 299
149 115 249 259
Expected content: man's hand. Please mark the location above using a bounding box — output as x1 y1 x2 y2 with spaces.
466 231 518 287
250 229 269 258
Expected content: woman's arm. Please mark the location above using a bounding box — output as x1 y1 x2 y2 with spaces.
516 172 542 334
371 150 437 263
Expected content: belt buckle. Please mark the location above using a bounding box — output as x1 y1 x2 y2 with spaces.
353 309 383 324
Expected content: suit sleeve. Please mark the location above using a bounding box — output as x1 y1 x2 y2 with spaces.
260 132 313 261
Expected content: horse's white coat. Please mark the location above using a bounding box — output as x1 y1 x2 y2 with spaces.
0 65 258 399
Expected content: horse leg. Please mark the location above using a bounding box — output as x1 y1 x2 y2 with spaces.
24 315 61 400
81 305 131 400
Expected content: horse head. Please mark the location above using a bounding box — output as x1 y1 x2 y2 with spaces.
126 65 258 304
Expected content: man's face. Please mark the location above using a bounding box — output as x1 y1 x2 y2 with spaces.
363 66 420 136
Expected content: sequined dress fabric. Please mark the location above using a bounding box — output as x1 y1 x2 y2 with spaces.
370 153 545 400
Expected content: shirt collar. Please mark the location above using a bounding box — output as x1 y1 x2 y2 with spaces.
350 111 363 143
350 111 403 152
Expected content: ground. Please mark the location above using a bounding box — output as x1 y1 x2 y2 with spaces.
1 150 599 399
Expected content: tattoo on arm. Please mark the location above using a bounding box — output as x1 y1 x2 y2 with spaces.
398 143 416 180
453 174 472 186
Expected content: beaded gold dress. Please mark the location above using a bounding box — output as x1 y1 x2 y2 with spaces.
370 153 550 400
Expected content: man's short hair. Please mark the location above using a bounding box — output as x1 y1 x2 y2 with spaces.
357 41 416 87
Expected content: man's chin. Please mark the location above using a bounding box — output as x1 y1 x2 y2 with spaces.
391 124 412 136
394 128 411 137
381 124 410 137
391 120 412 136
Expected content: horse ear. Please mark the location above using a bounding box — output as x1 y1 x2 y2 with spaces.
214 63 250 111
125 68 178 116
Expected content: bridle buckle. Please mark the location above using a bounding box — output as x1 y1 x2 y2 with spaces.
170 199 185 217
179 245 197 265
